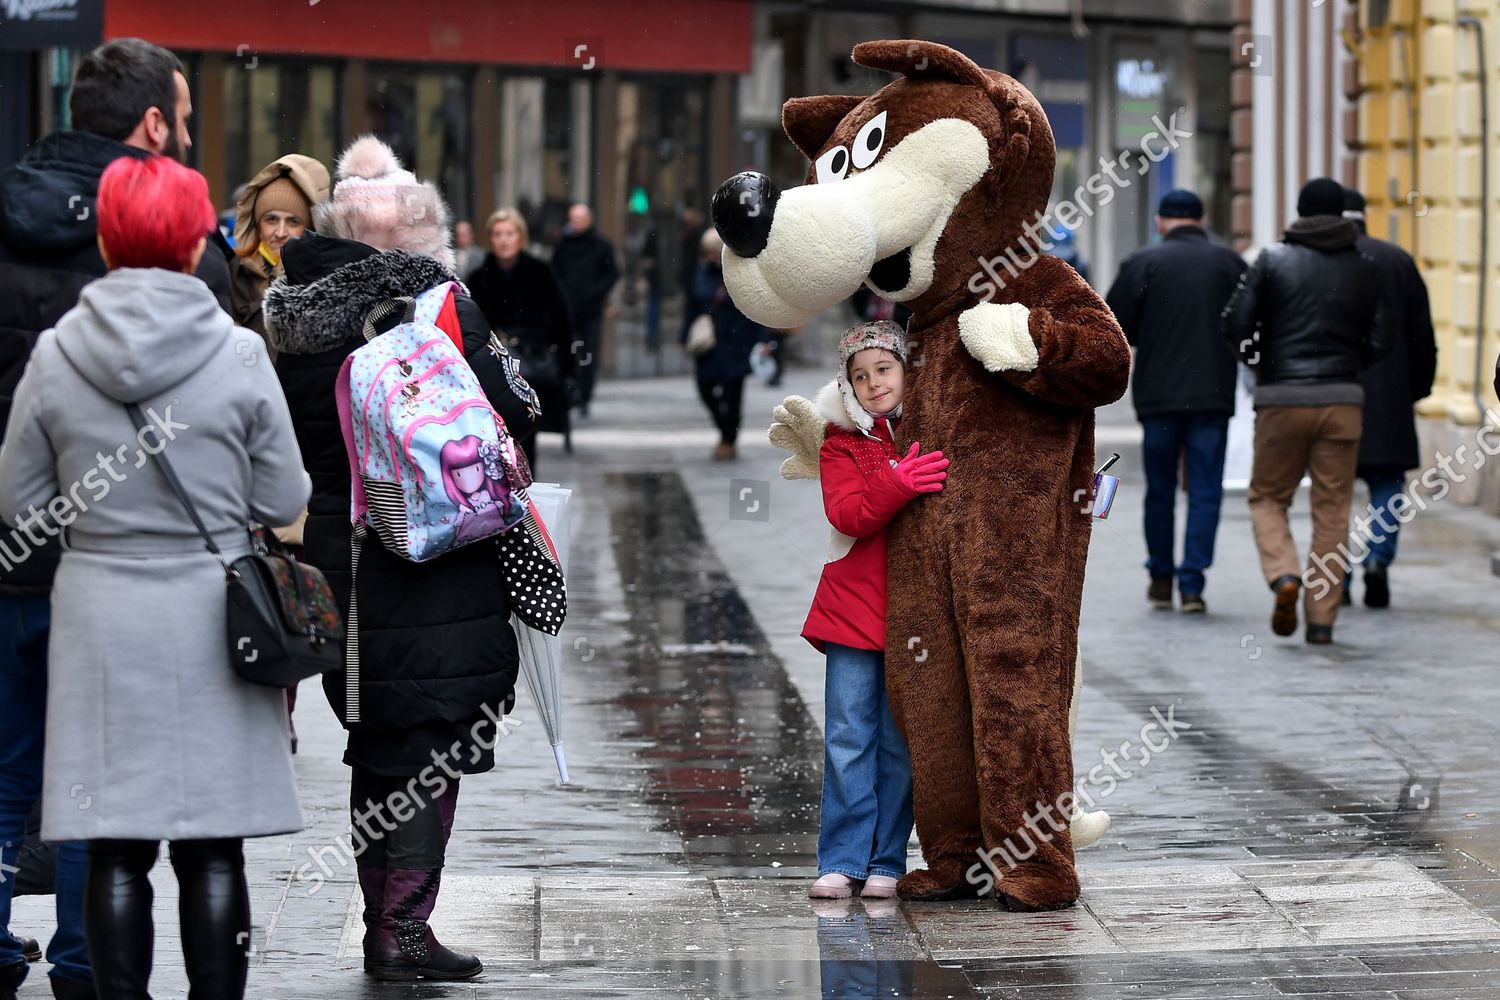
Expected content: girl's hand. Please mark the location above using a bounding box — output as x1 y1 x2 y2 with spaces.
892 441 949 495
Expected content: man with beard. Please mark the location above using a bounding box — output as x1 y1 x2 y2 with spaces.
0 36 229 1000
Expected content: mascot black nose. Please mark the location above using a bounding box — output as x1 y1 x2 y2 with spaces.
711 171 780 259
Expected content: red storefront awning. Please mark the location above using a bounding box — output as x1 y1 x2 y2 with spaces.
105 0 751 74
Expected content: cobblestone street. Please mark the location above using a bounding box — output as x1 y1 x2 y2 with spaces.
15 367 1500 998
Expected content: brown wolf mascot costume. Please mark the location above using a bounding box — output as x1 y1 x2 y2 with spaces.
713 40 1130 910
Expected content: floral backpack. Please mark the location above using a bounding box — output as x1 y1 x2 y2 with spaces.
335 281 528 561
334 282 566 723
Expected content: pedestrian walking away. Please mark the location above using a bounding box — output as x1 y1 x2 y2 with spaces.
1339 186 1437 609
265 134 540 982
800 321 939 901
1221 176 1393 644
683 229 765 461
1106 188 1245 614
468 207 575 473
550 203 619 416
0 154 311 1000
0 36 239 1000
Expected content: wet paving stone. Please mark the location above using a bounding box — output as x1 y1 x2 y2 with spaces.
13 374 1500 998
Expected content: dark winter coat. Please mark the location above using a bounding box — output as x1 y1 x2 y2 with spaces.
1105 226 1244 417
264 234 537 775
468 251 574 435
551 226 618 322
229 251 277 341
1221 217 1393 406
1354 230 1436 473
0 129 231 596
682 262 764 381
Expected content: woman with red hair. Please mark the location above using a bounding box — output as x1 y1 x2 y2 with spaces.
0 154 310 999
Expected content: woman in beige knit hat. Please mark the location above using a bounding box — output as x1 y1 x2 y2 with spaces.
230 154 331 339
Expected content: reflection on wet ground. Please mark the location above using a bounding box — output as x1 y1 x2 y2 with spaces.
606 470 825 870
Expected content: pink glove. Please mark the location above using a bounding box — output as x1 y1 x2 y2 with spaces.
892 441 949 495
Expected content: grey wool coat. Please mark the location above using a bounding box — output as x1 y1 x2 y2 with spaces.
0 267 311 841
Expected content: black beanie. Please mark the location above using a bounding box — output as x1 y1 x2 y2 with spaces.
1342 186 1366 213
1297 177 1346 218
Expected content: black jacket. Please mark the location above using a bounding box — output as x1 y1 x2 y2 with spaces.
1353 231 1436 472
265 234 537 775
682 262 764 381
1221 217 1393 400
0 130 230 596
550 227 618 321
1105 226 1245 417
468 251 575 435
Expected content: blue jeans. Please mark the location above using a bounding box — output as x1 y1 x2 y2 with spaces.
1141 413 1230 595
0 595 90 986
818 644 913 880
1361 470 1405 567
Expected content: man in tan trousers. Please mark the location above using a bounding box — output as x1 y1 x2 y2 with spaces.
1221 178 1392 644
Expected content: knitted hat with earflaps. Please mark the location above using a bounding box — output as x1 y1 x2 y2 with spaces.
835 320 908 432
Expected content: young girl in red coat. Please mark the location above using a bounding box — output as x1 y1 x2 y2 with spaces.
802 321 949 899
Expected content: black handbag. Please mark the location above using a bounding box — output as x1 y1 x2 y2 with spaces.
125 403 343 687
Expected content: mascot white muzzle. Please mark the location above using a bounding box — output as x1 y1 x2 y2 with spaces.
711 117 990 330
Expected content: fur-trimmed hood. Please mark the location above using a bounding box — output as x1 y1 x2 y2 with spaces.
263 247 456 356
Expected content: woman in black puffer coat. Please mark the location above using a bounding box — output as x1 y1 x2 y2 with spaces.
264 230 538 983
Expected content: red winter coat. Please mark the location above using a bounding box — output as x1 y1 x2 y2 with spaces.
801 381 921 654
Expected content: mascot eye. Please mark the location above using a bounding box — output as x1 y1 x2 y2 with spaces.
815 145 850 184
851 112 887 169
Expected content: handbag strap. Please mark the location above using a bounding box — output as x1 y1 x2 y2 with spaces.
124 403 231 574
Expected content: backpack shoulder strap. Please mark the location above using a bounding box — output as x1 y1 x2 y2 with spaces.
361 297 416 342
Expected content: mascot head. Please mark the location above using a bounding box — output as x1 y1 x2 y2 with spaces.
711 40 1056 330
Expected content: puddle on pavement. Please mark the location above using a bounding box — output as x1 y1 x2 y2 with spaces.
606 470 825 869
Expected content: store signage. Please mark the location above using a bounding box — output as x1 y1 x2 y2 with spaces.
1112 52 1168 149
0 0 102 49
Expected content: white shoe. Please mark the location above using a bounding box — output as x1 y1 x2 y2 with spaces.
809 873 859 899
860 875 899 898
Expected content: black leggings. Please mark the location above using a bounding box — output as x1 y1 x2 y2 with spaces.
696 376 746 445
85 838 249 1000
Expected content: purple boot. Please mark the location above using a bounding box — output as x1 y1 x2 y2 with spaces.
357 862 385 972
366 867 482 981
366 783 480 981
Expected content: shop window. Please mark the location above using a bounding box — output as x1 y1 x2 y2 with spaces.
223 60 338 204
366 66 474 222
615 78 708 296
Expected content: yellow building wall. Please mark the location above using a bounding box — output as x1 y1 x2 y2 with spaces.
1357 0 1499 427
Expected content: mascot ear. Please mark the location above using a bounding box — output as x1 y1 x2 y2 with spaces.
851 39 990 88
782 95 865 160
987 79 1036 192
